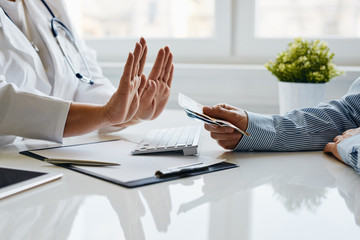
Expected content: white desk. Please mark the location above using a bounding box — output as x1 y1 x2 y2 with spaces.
1 109 360 240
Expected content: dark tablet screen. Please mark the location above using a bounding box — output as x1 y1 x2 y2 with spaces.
0 167 46 188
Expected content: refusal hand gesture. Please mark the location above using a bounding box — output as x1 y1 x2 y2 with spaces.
134 46 174 121
103 41 146 124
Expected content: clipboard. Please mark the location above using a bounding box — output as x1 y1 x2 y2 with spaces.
20 140 238 188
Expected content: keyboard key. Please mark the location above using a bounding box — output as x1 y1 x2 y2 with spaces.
166 127 183 148
157 128 176 149
131 126 201 155
186 126 198 146
147 129 168 150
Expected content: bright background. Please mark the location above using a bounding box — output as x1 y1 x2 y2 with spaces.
65 0 360 114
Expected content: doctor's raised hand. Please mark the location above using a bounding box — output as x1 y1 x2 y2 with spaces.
64 41 145 137
102 38 174 130
125 44 174 125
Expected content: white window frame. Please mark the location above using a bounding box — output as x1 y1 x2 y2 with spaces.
80 0 360 65
234 0 360 66
84 0 232 62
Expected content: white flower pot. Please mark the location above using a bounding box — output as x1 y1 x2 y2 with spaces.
278 82 326 115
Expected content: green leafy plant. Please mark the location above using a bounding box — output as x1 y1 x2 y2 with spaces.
265 38 344 83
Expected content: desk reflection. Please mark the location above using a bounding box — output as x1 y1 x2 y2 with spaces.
2 146 360 240
0 172 174 240
180 151 360 231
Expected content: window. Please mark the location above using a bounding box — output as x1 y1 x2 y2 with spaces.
236 0 360 65
71 0 215 39
66 0 231 62
66 0 360 65
255 0 360 38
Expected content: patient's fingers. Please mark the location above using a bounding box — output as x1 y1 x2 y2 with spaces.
210 131 241 141
204 124 235 133
217 140 240 150
324 142 342 161
334 135 343 143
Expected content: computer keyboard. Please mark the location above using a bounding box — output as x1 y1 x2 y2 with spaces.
131 126 201 156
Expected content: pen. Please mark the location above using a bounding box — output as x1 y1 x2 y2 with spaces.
155 162 209 178
44 158 120 166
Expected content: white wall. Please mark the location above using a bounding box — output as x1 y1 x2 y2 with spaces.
101 63 359 114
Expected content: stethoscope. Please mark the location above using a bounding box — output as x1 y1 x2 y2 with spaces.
1 0 94 84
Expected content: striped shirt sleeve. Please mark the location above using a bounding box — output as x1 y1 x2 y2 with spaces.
235 78 360 152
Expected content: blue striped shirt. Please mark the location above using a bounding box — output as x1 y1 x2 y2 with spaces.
235 77 360 172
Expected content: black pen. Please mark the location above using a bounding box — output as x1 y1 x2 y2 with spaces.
155 162 209 178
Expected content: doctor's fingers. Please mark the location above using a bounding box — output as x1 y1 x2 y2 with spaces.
138 74 149 97
138 45 148 77
140 80 157 103
148 48 165 80
159 46 171 80
137 37 148 76
131 42 143 80
162 53 174 86
118 52 134 88
166 65 174 88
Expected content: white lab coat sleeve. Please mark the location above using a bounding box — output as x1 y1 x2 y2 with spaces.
0 79 70 143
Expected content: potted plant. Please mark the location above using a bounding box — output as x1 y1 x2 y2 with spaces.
265 38 344 114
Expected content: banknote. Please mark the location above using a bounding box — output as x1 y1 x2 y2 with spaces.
178 93 250 136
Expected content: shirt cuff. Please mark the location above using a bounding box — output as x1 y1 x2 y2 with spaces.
338 134 360 173
235 111 276 151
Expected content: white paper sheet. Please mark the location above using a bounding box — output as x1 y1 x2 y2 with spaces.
30 140 224 183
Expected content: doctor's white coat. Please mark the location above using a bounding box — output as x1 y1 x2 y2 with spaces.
0 0 116 145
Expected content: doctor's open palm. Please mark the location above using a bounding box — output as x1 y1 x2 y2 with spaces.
104 40 149 124
106 38 174 128
133 45 174 121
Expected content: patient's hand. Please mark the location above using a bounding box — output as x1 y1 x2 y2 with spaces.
324 127 360 161
203 104 248 150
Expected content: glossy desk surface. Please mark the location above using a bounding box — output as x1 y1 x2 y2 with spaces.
1 109 360 240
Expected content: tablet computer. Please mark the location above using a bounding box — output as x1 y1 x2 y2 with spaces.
0 167 63 199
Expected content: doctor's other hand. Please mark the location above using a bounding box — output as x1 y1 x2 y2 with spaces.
203 104 248 150
324 127 360 162
133 46 174 121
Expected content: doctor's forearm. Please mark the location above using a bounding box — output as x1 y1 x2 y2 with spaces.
63 102 109 137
